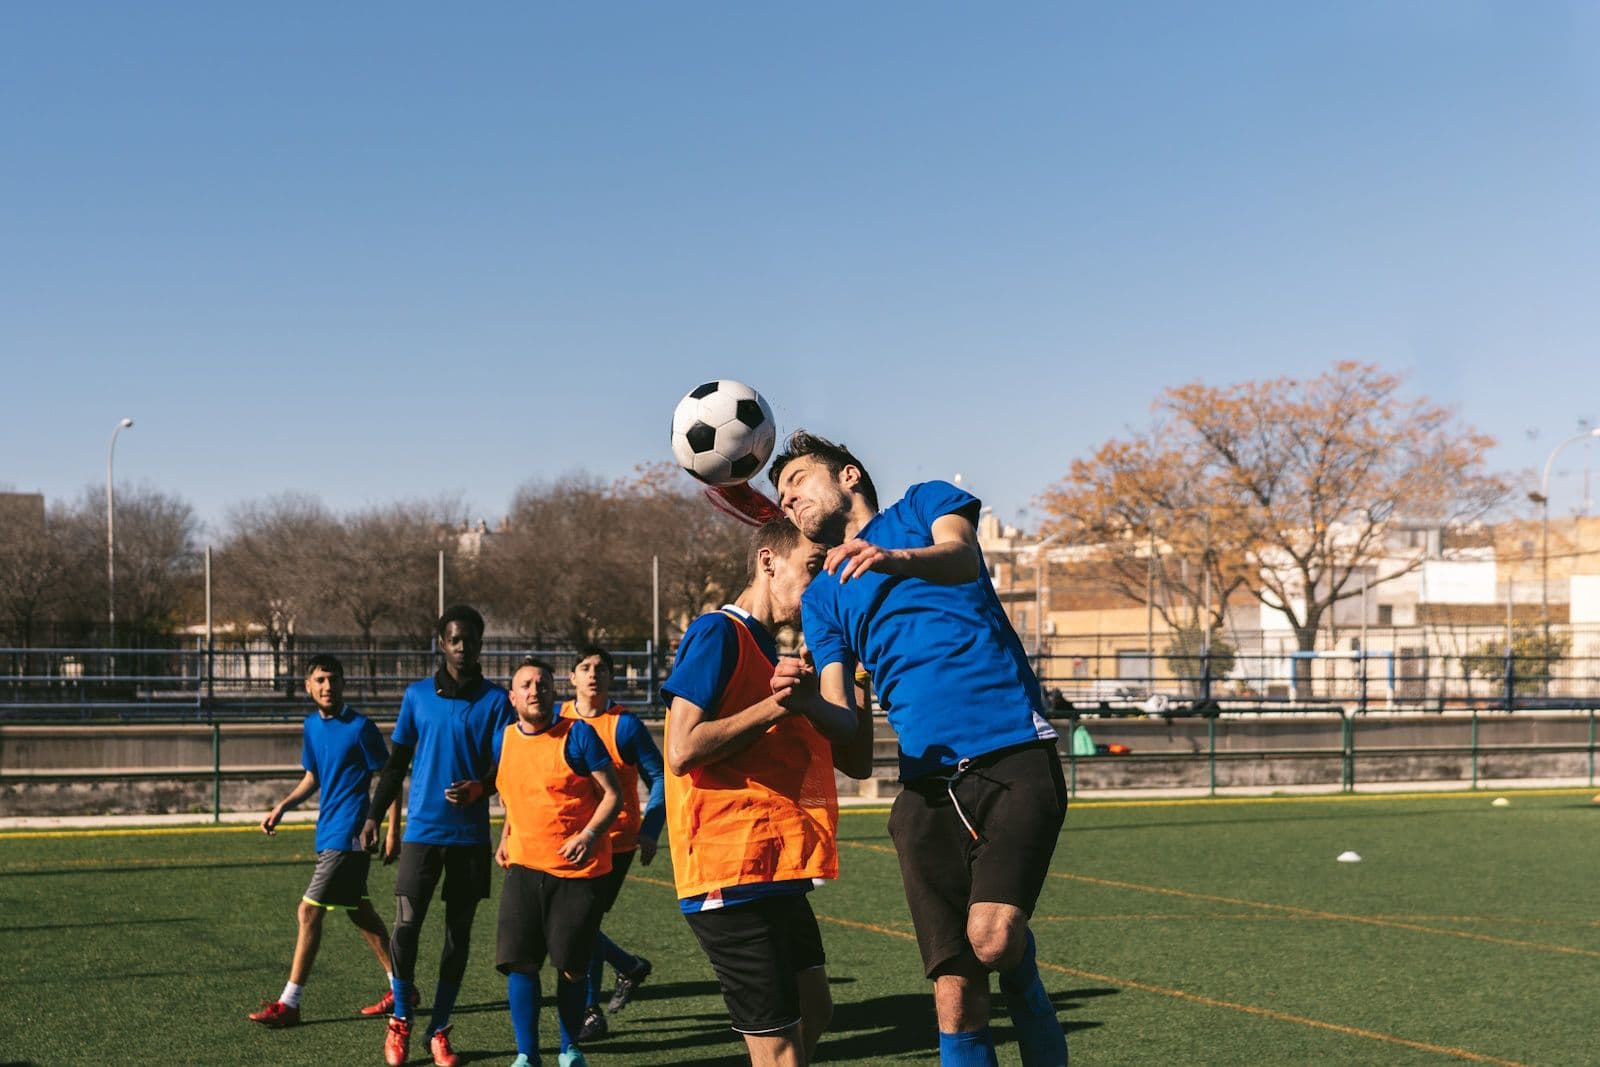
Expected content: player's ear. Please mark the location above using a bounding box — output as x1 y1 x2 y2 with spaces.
840 464 862 493
759 545 777 578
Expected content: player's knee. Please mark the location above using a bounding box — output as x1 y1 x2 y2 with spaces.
297 901 324 927
559 968 585 984
967 912 1025 971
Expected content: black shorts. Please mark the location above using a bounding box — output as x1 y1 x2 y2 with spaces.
394 841 493 905
684 893 826 1035
887 740 1067 977
303 849 371 910
496 864 605 976
592 847 636 915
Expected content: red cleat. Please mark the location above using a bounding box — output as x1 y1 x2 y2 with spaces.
361 986 420 1017
247 999 301 1027
384 1015 412 1066
429 1024 460 1067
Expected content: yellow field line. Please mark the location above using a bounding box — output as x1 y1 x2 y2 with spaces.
635 861 1529 1065
1055 871 1600 960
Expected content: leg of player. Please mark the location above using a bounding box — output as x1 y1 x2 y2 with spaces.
425 895 478 1065
933 961 999 1067
795 965 833 1061
742 1025 805 1067
506 968 541 1067
555 965 592 1066
270 899 326 1020
350 899 406 1015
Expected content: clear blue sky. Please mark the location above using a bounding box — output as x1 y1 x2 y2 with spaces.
4 2 1598 535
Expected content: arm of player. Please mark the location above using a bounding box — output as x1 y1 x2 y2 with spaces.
382 797 402 863
626 720 667 866
261 771 319 835
496 815 512 869
360 742 414 851
824 512 982 585
828 664 875 780
772 657 858 746
665 692 790 776
559 763 624 864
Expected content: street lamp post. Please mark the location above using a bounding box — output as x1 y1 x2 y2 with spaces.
107 417 134 655
1527 427 1600 688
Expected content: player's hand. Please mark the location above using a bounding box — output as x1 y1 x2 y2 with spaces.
771 657 818 708
260 808 282 836
495 839 511 870
444 779 484 805
558 829 597 864
825 538 900 583
358 818 380 852
637 835 658 866
382 830 400 865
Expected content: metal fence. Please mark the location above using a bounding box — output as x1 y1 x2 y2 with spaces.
0 642 661 721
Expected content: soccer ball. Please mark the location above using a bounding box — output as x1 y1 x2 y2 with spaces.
670 380 777 486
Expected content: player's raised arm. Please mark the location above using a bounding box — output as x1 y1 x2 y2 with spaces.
825 512 981 585
772 657 858 747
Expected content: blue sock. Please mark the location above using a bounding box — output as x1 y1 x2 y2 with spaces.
588 940 606 1006
599 931 640 975
939 1027 999 1067
390 977 415 1021
507 971 541 1059
556 974 587 1052
999 930 1067 1067
429 980 460 1036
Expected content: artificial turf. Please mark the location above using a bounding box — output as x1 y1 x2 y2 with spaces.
3 790 1595 1065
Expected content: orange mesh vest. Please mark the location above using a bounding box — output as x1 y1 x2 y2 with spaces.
560 701 641 854
497 719 613 878
665 610 839 899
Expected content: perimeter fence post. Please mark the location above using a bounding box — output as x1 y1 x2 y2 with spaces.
1340 710 1354 793
1206 714 1216 797
1588 708 1595 788
211 718 222 824
1470 709 1480 790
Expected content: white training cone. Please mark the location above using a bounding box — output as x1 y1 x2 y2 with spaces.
1491 797 1510 807
1336 851 1362 863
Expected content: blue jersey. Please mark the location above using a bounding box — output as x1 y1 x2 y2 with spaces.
493 715 613 777
558 702 668 842
802 480 1056 781
302 706 389 852
393 671 514 846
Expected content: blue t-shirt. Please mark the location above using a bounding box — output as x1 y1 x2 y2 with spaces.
558 703 668 842
302 706 389 852
802 480 1056 781
493 716 613 778
393 673 514 846
661 605 815 913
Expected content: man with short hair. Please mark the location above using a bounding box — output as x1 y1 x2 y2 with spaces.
495 656 624 1067
362 604 514 1067
558 645 665 1042
771 432 1068 1067
248 654 402 1028
662 517 870 1067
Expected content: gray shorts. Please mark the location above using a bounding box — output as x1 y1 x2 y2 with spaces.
303 849 372 910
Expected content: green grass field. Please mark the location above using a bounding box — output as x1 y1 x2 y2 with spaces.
5 790 1597 1066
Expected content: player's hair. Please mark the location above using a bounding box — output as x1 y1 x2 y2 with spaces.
573 645 614 676
516 655 555 675
768 430 879 511
304 653 344 678
746 517 805 582
436 603 485 640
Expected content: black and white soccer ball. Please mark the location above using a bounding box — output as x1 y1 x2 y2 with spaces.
670 379 777 487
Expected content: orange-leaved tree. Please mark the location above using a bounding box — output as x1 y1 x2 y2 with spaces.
1038 362 1507 693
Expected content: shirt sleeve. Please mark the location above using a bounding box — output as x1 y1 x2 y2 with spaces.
905 480 981 533
392 686 418 746
492 723 507 767
616 712 666 840
801 583 851 671
660 612 740 710
358 718 388 773
564 721 615 778
300 723 316 777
